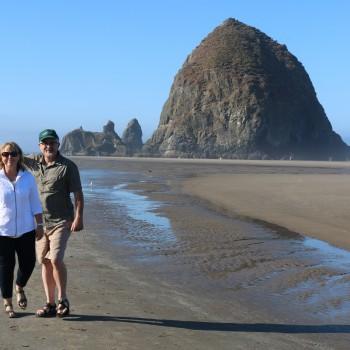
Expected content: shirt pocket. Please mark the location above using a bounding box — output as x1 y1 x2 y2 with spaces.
42 174 65 192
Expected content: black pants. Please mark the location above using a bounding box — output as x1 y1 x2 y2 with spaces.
0 231 36 299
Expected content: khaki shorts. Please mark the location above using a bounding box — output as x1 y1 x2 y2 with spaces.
36 222 71 264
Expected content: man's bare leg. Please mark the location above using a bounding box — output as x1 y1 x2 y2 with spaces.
35 260 57 317
42 260 56 304
51 260 67 301
51 259 70 316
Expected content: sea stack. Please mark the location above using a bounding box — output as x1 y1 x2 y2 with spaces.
60 121 126 156
122 118 143 156
144 18 349 160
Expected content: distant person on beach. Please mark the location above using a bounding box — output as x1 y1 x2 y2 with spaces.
0 142 43 318
24 129 84 317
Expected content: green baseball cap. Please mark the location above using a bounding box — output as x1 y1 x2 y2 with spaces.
39 129 59 142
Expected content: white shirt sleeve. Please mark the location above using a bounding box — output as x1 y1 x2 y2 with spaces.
29 173 43 215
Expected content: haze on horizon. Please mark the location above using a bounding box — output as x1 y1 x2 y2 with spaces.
0 0 349 153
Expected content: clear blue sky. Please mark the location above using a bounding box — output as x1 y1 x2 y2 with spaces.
1 0 349 152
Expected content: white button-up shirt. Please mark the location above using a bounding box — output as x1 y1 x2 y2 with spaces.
0 169 42 237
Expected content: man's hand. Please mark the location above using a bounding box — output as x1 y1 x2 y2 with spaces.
71 190 84 232
70 216 84 232
35 226 44 240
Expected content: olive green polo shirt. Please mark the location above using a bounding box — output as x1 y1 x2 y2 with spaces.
24 153 82 228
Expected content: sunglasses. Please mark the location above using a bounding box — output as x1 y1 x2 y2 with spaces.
1 151 18 158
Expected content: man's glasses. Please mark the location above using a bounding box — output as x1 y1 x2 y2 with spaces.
40 141 58 146
1 151 18 158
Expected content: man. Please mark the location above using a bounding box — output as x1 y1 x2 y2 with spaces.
24 129 84 317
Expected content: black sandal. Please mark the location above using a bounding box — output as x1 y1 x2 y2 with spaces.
36 303 57 317
56 299 70 317
16 289 27 309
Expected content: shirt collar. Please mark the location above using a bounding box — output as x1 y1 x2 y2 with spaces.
0 169 25 180
39 151 63 166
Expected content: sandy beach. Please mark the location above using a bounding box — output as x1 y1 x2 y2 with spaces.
1 157 350 349
183 172 350 250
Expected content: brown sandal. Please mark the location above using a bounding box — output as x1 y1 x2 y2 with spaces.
36 303 57 317
4 303 16 318
16 289 27 309
56 299 70 317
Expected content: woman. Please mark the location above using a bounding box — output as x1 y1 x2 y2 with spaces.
0 142 43 318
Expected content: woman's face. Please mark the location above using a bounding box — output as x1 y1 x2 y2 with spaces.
1 146 19 169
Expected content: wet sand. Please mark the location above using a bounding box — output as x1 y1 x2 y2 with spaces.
1 157 350 349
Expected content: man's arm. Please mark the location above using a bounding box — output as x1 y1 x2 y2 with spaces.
23 155 40 172
70 190 84 232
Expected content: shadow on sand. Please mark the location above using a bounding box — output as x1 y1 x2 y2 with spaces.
63 315 350 334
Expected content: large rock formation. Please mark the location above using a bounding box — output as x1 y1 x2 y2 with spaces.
144 18 349 160
122 118 143 155
60 121 127 156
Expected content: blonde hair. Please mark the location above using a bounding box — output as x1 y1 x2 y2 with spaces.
0 142 25 171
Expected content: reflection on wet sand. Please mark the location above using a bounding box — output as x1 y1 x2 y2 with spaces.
81 165 350 323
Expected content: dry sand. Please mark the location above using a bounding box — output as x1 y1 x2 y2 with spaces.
1 157 350 350
183 173 350 250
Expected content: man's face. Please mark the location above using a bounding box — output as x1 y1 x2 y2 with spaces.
39 138 59 158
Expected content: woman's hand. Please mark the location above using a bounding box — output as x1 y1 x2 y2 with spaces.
35 226 44 240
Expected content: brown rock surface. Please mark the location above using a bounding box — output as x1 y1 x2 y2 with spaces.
60 120 127 156
122 118 143 155
144 18 349 160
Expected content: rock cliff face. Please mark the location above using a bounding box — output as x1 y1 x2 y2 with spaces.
144 18 349 160
122 118 143 155
60 121 127 156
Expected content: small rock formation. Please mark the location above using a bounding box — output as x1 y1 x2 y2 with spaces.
60 120 127 156
122 118 143 156
144 18 349 160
